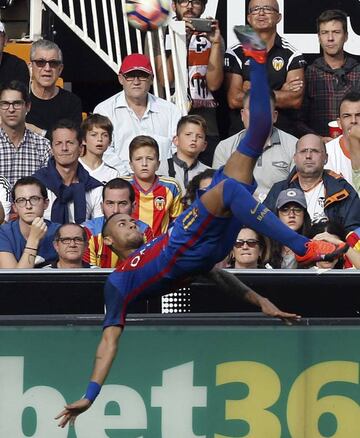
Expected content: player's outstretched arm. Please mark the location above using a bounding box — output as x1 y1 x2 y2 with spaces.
207 268 301 325
55 325 122 428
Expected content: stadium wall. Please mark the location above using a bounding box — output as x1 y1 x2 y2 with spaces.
0 315 359 437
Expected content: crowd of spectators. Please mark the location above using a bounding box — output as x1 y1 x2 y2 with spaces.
0 1 360 272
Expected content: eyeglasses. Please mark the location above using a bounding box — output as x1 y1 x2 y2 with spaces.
31 59 62 68
279 206 303 216
56 237 86 245
178 0 203 7
234 239 260 248
15 196 44 207
249 5 279 15
0 100 25 110
122 71 151 81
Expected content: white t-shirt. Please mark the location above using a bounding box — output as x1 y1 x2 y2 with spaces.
79 159 121 184
43 186 103 223
304 181 327 224
325 136 353 186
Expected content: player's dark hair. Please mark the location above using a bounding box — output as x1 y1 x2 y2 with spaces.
176 114 207 136
49 119 82 145
80 113 113 142
11 176 48 202
101 212 120 238
0 80 30 104
242 89 276 108
129 135 160 161
102 178 135 203
54 223 87 242
339 91 360 114
317 9 348 34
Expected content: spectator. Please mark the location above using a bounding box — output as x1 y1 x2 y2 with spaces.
298 10 360 140
0 176 60 268
225 0 305 137
268 188 311 269
0 80 51 186
182 167 215 207
348 124 360 193
79 114 122 184
265 134 360 233
0 175 11 223
213 90 297 201
124 135 183 237
45 223 90 268
83 178 153 268
324 91 360 185
33 119 103 224
168 115 210 192
94 53 181 175
0 21 29 87
309 220 360 269
155 0 224 165
26 39 82 137
227 227 269 269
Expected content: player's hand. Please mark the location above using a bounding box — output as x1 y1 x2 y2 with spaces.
259 297 301 326
282 77 303 93
55 398 92 428
29 217 47 243
312 231 344 246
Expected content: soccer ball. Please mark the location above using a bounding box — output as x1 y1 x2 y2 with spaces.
126 0 171 32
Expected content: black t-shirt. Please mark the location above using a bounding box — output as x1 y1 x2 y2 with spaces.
26 87 82 132
0 52 29 87
224 33 307 137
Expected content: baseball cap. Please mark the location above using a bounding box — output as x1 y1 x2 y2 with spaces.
275 188 307 210
119 54 153 75
0 21 5 34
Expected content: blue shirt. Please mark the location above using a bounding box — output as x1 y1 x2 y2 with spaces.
0 219 60 263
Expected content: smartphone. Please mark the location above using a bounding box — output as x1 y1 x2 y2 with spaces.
191 18 213 33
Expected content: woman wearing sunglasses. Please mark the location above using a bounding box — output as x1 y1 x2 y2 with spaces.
228 227 269 269
269 188 311 269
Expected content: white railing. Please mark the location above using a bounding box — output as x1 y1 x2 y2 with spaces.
30 0 189 114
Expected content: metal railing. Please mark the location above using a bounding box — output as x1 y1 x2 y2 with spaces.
30 0 189 114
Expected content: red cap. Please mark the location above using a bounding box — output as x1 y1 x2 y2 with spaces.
119 54 153 75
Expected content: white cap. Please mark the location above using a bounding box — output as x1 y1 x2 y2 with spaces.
0 22 5 34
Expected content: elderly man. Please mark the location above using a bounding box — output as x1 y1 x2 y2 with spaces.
33 119 103 224
46 223 90 269
225 0 306 137
26 39 82 137
94 53 182 175
0 20 29 87
265 133 360 232
0 80 51 186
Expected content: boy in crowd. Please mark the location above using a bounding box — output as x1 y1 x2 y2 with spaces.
0 177 59 268
124 135 183 237
83 178 153 268
169 115 210 192
79 114 126 184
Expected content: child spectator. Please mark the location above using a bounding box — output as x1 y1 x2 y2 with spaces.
124 135 183 237
79 114 126 184
168 115 210 192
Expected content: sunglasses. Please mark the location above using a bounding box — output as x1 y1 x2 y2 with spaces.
31 59 62 68
234 239 260 248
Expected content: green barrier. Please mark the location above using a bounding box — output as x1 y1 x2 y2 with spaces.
0 324 359 437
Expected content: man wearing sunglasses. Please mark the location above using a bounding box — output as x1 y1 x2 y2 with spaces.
0 176 60 268
26 39 82 138
94 53 181 175
225 0 306 138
